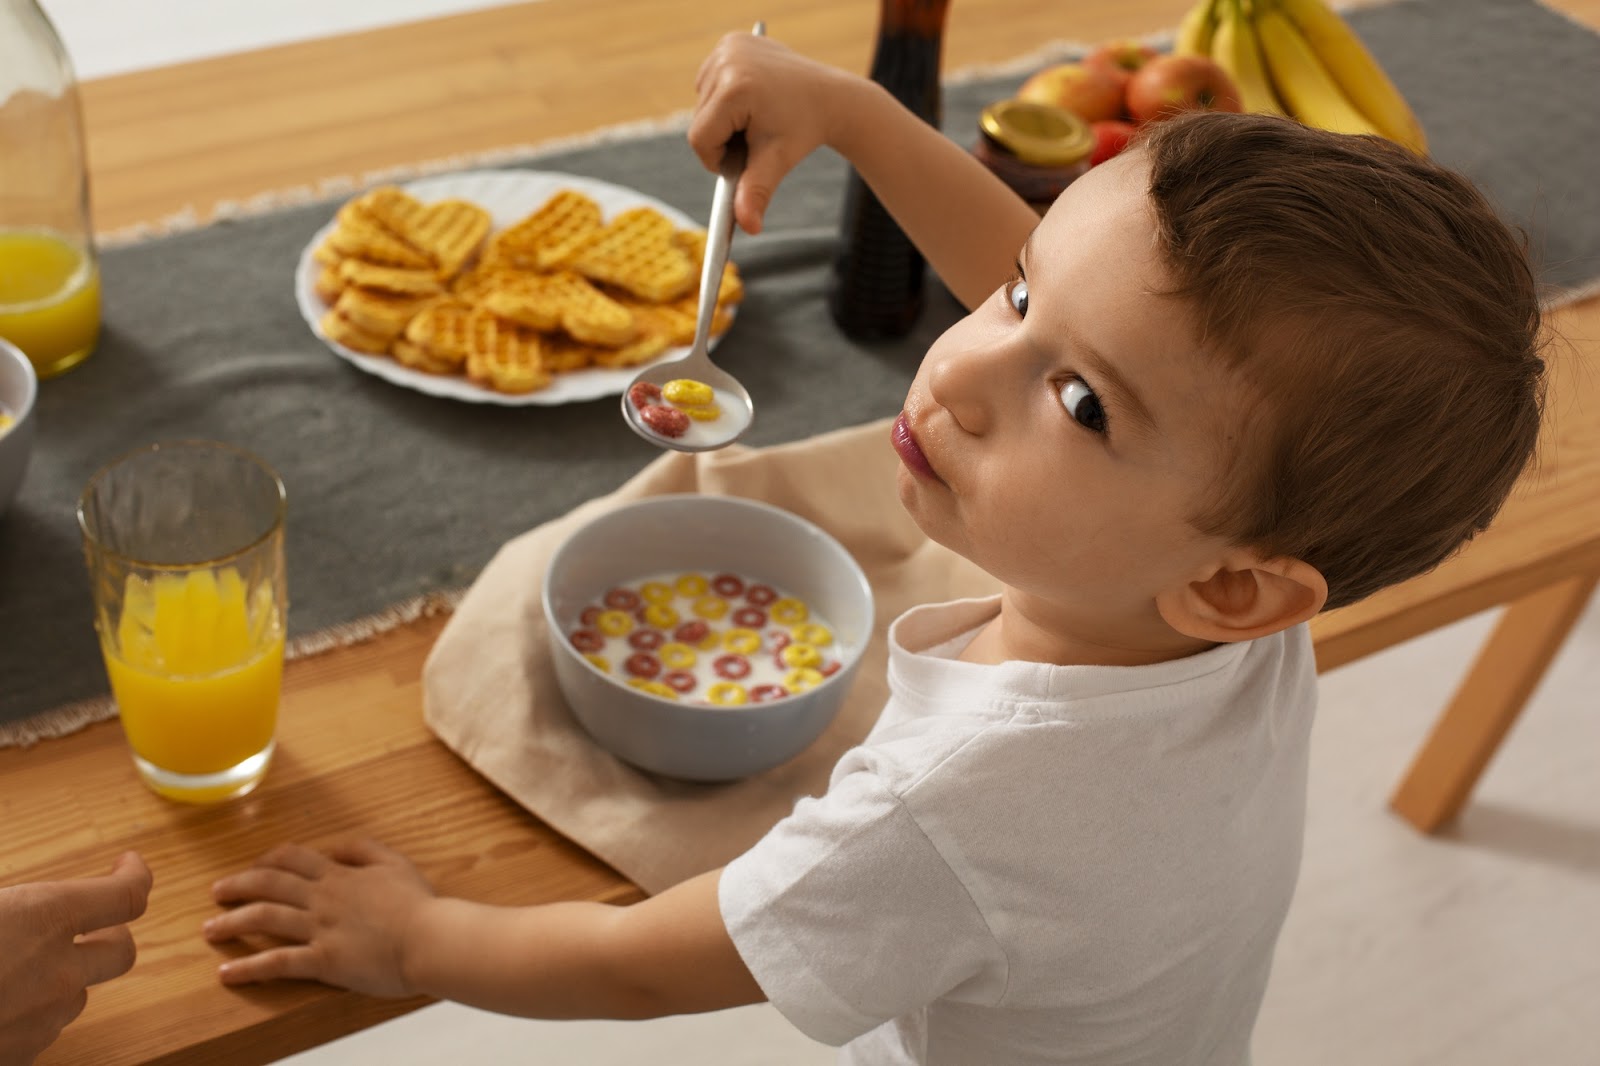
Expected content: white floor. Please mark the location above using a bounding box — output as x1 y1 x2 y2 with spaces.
45 2 1600 1062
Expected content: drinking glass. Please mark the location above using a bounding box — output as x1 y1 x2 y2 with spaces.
79 441 288 803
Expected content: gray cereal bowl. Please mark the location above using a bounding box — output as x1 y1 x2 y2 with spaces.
0 339 38 518
542 494 874 782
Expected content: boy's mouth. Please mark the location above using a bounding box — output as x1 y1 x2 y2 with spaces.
892 413 942 483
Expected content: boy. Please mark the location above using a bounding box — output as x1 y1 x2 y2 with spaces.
204 34 1545 1064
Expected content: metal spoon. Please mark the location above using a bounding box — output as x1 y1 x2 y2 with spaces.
622 22 763 452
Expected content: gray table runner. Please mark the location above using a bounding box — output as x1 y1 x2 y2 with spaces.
4 0 1598 732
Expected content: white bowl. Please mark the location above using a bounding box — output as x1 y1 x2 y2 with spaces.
542 494 874 782
0 339 38 517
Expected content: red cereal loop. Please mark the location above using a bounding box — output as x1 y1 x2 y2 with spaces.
766 629 790 651
821 660 842 677
628 381 663 410
569 629 604 652
604 587 642 610
713 654 752 680
674 620 711 645
745 583 778 606
711 574 745 598
663 670 697 694
732 606 767 629
624 653 662 679
579 606 603 626
628 629 664 651
750 684 788 703
640 404 690 438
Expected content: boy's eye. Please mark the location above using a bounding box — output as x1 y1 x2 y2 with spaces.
1006 278 1028 316
1059 379 1106 433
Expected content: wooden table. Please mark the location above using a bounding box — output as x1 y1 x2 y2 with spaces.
3 1 1596 1062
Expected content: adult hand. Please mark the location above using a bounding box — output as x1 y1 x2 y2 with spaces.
0 851 152 1066
205 839 436 997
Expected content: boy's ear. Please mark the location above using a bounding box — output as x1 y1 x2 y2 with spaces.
1156 552 1328 644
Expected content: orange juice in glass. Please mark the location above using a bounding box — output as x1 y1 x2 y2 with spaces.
79 441 288 803
0 228 101 377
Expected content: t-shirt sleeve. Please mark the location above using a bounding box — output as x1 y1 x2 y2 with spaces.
718 765 1000 1046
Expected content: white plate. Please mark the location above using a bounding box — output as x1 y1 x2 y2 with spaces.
293 169 726 406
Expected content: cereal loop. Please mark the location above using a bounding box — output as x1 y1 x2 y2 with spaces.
692 596 729 620
712 574 745 598
663 670 698 694
705 681 749 706
584 654 611 673
713 654 752 680
597 610 634 637
770 598 809 626
821 660 843 677
628 678 680 700
579 605 603 626
745 584 778 606
732 607 767 629
750 683 789 703
663 378 715 406
569 629 604 653
604 587 642 611
784 667 825 693
641 603 680 629
628 629 665 651
641 581 675 605
683 404 722 422
625 653 662 679
781 643 823 669
640 404 689 438
659 642 698 670
790 622 834 648
674 573 709 597
674 620 711 646
723 628 762 655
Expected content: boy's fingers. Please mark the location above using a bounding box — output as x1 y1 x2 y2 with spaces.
203 901 313 945
326 837 394 867
210 866 313 908
218 945 323 986
255 843 329 880
687 108 742 174
74 925 138 985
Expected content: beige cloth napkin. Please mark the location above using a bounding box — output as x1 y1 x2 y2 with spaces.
422 417 999 895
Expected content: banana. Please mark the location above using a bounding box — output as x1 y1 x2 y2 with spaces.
1254 5 1382 137
1211 0 1287 116
1274 0 1427 153
1174 0 1220 57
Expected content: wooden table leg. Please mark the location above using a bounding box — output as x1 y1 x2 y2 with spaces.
1389 573 1598 833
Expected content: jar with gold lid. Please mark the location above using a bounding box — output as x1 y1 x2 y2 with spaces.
972 99 1094 213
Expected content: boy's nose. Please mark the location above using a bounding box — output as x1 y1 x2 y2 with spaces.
927 341 1004 436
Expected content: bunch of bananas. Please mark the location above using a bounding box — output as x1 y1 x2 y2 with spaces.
1175 0 1427 153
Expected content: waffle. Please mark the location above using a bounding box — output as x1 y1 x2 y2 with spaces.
351 186 427 236
312 241 346 269
461 309 550 393
674 229 746 305
481 270 637 346
486 189 603 271
327 211 432 270
335 288 437 341
320 309 392 355
403 298 478 366
405 199 491 280
588 320 672 369
619 294 734 347
392 338 460 376
568 207 695 302
313 265 346 305
338 259 445 297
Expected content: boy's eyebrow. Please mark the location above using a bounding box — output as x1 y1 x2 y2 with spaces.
1018 244 1160 440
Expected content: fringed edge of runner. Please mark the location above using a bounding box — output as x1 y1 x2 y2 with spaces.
0 587 466 749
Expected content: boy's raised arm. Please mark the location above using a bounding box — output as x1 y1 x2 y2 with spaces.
690 33 1039 309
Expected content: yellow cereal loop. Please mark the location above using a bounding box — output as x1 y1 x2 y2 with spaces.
692 595 729 620
584 654 611 673
706 681 749 706
781 642 823 669
694 631 722 651
784 667 825 693
659 642 698 670
628 678 680 700
723 627 762 655
663 378 714 406
596 609 634 637
790 623 834 647
641 581 675 605
674 573 709 597
770 597 809 625
683 404 722 421
642 603 680 628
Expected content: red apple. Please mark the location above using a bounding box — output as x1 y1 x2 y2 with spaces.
1126 55 1242 124
1015 61 1124 124
1089 120 1138 166
1085 40 1160 94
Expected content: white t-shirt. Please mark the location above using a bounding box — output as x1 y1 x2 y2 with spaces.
719 596 1317 1066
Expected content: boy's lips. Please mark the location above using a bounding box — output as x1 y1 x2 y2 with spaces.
892 413 941 482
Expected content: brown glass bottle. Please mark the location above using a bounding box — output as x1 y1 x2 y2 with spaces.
829 0 951 341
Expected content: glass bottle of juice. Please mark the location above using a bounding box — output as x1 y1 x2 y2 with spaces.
828 0 951 341
0 0 101 378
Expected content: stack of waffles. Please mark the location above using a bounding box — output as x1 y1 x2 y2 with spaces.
313 186 743 395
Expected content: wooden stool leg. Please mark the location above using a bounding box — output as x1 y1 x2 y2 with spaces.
1389 574 1598 833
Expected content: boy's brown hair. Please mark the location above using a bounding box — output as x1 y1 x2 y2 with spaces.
1140 113 1547 610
